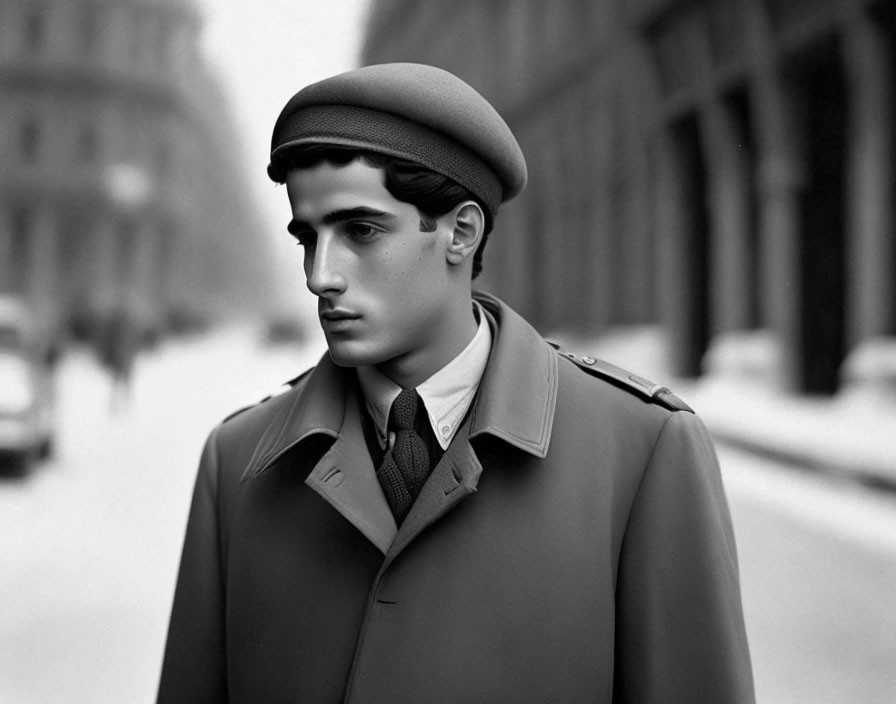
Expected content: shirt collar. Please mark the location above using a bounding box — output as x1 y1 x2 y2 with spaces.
357 300 493 450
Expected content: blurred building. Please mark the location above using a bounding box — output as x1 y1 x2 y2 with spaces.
363 0 896 395
0 0 271 352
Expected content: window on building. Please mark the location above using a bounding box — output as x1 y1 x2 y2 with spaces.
20 119 41 162
10 208 31 292
763 0 832 34
134 10 157 68
707 0 747 69
79 6 102 56
156 19 172 69
148 16 168 68
646 8 705 97
155 140 171 178
117 221 138 287
24 7 47 52
77 123 99 162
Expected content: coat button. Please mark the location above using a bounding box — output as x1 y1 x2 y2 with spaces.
582 355 596 365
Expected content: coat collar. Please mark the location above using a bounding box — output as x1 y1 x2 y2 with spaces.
240 292 557 483
468 292 557 456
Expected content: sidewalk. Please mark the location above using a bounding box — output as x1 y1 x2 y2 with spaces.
556 326 896 490
685 379 896 489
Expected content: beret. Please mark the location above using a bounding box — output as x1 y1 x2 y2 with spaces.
268 63 527 214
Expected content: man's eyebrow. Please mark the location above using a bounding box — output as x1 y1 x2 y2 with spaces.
323 207 395 225
288 207 396 235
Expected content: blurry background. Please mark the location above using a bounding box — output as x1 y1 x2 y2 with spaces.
2 0 895 702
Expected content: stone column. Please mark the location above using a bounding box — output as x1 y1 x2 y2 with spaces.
654 122 703 377
751 73 804 392
700 100 756 335
843 13 895 344
745 2 805 392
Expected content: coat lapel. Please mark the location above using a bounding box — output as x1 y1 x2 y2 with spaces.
304 387 397 554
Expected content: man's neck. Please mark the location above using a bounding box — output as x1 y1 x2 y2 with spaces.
375 301 479 389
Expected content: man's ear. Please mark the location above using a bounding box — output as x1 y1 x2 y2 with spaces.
445 201 485 266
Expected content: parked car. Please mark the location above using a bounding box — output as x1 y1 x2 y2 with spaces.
0 296 56 474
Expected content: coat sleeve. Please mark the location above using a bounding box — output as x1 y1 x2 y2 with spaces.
613 411 755 703
157 426 227 703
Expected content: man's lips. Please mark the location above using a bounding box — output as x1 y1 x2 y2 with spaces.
319 310 362 331
320 309 361 322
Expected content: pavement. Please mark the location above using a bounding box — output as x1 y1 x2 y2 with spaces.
555 326 896 491
685 378 896 490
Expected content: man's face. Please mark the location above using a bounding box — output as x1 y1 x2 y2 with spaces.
286 159 460 379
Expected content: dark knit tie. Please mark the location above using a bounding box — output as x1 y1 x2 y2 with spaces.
376 389 431 523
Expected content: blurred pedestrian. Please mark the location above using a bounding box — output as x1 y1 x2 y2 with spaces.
99 309 137 412
158 63 754 703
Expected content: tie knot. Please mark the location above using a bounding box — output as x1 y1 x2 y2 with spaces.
389 388 419 431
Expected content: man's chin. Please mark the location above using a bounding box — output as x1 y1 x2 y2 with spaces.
326 345 382 369
328 351 358 368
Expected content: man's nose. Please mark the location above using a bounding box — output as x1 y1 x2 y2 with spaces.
305 234 347 297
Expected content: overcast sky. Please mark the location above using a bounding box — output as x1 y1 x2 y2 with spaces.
192 0 372 313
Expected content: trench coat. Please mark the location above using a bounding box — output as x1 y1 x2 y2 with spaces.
157 292 754 703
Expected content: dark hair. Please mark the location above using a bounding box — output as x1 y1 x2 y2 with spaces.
283 145 494 279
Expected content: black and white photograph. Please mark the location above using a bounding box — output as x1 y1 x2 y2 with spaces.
2 1 895 702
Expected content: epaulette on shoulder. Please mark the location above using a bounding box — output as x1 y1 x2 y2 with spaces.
549 343 694 413
220 368 313 424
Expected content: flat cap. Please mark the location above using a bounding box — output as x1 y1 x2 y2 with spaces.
268 63 527 214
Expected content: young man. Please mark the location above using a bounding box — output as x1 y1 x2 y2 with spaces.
158 63 754 703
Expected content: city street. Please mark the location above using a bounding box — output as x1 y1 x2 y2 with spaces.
2 327 895 703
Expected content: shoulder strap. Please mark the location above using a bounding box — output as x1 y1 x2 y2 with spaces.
549 343 694 413
221 368 314 424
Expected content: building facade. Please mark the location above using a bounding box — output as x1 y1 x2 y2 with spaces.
0 0 270 351
363 0 896 395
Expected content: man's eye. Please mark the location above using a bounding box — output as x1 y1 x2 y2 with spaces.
346 223 379 241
